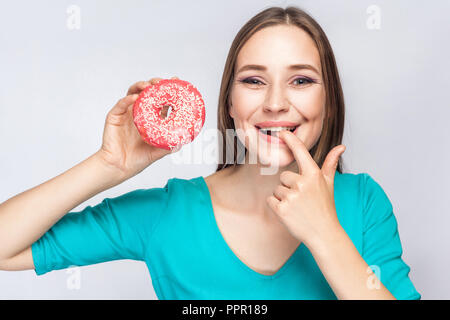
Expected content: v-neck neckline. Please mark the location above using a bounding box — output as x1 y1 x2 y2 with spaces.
197 175 305 280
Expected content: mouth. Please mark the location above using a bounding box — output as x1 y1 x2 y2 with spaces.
253 124 300 146
254 125 300 137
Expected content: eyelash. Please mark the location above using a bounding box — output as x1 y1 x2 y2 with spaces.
239 77 316 87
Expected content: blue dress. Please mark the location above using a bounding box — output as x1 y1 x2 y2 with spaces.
31 171 421 299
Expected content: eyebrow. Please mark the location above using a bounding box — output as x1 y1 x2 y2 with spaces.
236 64 320 75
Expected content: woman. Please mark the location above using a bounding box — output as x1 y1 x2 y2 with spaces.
0 6 420 300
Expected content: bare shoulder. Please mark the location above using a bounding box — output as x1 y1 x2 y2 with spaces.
204 166 236 207
204 166 235 188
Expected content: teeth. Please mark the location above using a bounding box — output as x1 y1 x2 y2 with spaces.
260 126 295 131
258 126 296 133
257 126 298 137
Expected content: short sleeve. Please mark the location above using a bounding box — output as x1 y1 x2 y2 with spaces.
31 183 169 276
361 173 421 300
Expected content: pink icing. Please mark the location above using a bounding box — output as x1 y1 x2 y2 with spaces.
133 79 206 150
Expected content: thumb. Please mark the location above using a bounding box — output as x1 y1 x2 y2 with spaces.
321 145 346 181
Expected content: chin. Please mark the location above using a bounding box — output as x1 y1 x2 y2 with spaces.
255 149 296 173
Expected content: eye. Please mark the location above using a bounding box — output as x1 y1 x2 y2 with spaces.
240 78 263 85
239 77 316 87
293 77 315 86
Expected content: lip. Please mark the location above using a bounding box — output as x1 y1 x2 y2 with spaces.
254 120 299 128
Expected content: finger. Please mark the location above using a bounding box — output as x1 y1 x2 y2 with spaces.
110 94 139 116
321 145 346 182
279 170 299 188
127 81 150 95
149 77 163 84
266 195 281 213
273 185 290 201
277 130 319 175
170 144 183 153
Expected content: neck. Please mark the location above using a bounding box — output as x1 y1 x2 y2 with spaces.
226 153 299 221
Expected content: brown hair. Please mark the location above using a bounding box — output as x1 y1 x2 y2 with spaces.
216 6 346 173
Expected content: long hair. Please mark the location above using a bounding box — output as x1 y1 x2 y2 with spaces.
216 6 346 173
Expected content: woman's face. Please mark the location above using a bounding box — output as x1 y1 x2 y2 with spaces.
229 24 326 169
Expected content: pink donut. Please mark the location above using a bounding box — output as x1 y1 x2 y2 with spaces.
133 79 205 150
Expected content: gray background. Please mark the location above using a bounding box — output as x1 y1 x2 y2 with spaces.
0 0 448 299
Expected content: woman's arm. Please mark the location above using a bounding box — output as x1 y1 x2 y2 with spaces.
0 151 124 262
0 246 34 271
307 173 420 300
0 78 179 270
308 226 396 300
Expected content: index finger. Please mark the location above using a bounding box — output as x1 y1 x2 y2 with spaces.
127 81 150 95
277 130 319 175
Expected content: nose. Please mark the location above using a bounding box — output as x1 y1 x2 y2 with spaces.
263 83 289 113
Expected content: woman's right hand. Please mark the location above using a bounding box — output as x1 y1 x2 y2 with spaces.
96 76 181 181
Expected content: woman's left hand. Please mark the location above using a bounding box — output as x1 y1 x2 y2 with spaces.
266 130 346 247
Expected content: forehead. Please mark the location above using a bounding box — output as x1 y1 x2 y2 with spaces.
236 25 321 74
